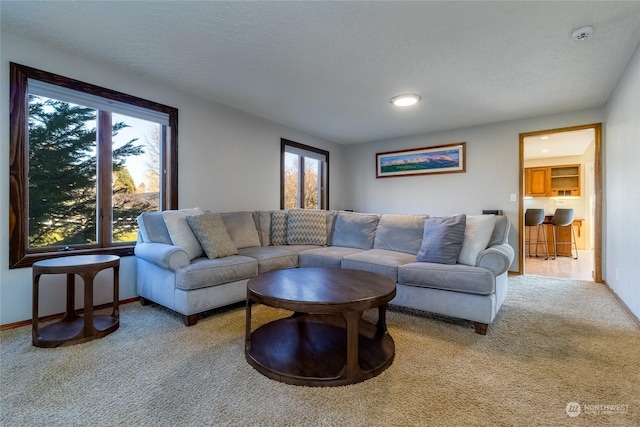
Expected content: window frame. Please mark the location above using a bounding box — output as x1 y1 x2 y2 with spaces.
9 63 179 268
280 138 329 210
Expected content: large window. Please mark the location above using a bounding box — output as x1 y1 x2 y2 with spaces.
9 63 178 268
281 139 329 210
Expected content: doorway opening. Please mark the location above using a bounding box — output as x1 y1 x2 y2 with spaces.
518 123 602 282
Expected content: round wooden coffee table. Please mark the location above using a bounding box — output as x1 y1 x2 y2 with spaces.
245 267 396 386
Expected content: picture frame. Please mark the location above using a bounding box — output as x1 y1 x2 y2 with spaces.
375 142 466 178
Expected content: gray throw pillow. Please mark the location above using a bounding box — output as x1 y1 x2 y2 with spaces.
137 211 172 244
416 214 467 264
186 212 238 259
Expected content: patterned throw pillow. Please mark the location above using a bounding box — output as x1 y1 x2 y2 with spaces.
416 214 467 264
186 212 238 259
270 211 288 246
286 209 327 245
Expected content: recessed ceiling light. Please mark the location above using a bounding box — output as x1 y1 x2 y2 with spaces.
571 26 594 41
542 149 550 153
390 94 421 107
540 136 550 140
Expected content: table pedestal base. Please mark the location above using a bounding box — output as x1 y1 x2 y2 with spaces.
246 312 394 387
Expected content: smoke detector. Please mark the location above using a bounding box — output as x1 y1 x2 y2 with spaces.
572 26 594 41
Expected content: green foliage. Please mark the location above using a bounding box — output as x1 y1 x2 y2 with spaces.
114 166 137 194
28 96 155 248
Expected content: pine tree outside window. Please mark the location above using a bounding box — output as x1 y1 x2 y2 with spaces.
9 63 178 268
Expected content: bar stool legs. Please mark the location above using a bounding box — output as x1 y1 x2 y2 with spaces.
551 223 579 260
525 208 548 260
535 224 549 259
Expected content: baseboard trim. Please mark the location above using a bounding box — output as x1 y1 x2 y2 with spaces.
603 281 640 329
0 297 140 331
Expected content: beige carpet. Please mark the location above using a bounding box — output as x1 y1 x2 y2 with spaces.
1 275 639 426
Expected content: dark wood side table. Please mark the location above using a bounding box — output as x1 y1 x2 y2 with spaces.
32 255 120 348
246 267 396 386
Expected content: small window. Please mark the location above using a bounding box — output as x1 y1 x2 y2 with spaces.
281 139 329 210
9 63 178 268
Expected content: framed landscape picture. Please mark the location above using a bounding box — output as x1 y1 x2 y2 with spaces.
376 142 466 178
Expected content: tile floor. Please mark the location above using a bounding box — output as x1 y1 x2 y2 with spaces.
524 250 594 281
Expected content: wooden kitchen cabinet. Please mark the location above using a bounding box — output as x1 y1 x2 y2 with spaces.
524 164 581 197
525 167 549 197
549 164 580 197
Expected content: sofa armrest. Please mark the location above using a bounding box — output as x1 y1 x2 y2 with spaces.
134 242 190 271
476 243 514 276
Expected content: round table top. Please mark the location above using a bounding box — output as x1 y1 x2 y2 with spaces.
247 267 396 312
33 255 120 272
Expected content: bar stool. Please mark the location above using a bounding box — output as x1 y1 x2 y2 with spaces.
548 208 578 260
525 208 548 259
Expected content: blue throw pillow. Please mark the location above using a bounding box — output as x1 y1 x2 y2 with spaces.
416 214 467 264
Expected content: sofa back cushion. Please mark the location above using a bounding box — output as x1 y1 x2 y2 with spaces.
457 215 497 266
137 211 172 244
286 209 327 245
220 211 261 249
488 215 510 246
374 214 429 255
416 214 466 264
326 210 338 245
332 211 380 250
162 208 205 260
253 211 272 246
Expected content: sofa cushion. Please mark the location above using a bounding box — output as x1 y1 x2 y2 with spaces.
186 212 239 259
374 213 429 255
253 211 272 246
458 215 496 266
238 247 298 274
270 211 288 245
398 262 495 295
221 212 261 249
488 215 510 247
286 209 327 245
332 211 379 250
326 210 338 245
137 211 172 244
342 249 416 282
162 208 205 260
299 246 365 269
175 255 258 291
416 214 466 264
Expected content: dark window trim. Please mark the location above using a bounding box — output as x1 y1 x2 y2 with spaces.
280 138 329 210
9 63 179 268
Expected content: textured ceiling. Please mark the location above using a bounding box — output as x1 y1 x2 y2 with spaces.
2 1 640 144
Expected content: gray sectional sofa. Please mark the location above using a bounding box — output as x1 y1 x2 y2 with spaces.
135 209 514 334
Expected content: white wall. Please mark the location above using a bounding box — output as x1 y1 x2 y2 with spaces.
0 32 346 325
604 43 640 319
343 109 604 272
